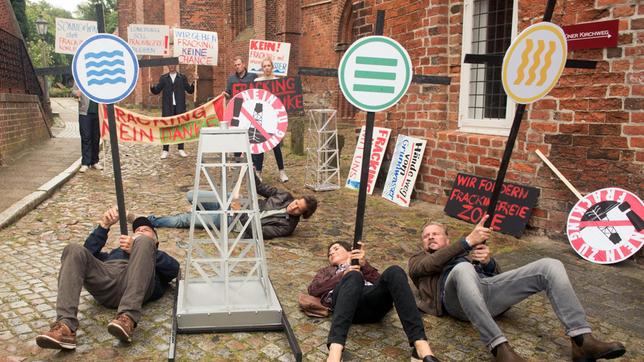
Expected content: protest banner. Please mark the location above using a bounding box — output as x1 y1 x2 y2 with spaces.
98 95 225 145
444 173 540 237
55 18 97 54
231 77 303 113
248 39 291 76
346 126 391 194
127 24 170 56
381 135 426 207
173 28 218 65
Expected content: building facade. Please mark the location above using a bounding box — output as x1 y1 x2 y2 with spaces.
118 0 643 239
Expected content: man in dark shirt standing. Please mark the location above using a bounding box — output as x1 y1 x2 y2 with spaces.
150 64 195 159
221 55 257 99
35 206 179 350
408 215 626 362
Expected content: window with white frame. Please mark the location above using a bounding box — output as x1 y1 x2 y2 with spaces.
458 0 517 135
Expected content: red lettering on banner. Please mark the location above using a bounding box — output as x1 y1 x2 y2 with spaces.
457 174 477 188
490 213 505 231
115 108 126 122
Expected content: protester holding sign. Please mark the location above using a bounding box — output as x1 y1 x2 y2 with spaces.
252 57 288 182
408 216 626 362
222 55 257 98
150 64 195 159
308 241 440 362
72 82 102 173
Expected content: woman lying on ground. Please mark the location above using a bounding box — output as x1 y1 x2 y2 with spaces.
307 241 440 362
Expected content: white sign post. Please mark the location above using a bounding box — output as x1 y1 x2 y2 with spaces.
173 28 218 65
346 126 391 194
338 35 412 112
55 18 97 55
248 39 291 76
381 135 427 207
127 24 170 56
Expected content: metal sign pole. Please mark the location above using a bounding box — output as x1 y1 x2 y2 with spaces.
352 10 385 258
95 3 128 234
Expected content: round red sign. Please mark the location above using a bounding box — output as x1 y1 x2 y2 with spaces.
222 89 288 154
566 187 644 264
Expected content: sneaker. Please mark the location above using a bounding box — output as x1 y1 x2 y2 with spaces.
279 170 289 183
160 150 169 159
91 163 103 170
36 321 76 350
107 313 135 343
178 149 188 158
79 165 89 173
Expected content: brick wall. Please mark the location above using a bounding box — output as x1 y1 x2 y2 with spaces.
0 94 50 165
0 0 23 40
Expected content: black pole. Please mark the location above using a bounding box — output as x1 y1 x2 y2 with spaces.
352 10 385 264
543 0 557 22
96 2 128 235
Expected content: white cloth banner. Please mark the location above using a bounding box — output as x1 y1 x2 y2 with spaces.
55 18 97 55
381 135 427 207
127 24 170 56
248 39 291 76
345 126 391 195
173 28 218 65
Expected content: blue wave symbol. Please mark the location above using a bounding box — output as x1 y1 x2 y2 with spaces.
86 59 125 68
86 68 126 77
84 50 124 59
88 77 127 85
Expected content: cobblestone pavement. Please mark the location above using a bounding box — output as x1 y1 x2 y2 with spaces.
0 128 642 361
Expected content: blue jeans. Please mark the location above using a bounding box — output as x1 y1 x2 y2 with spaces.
443 258 592 350
148 190 226 229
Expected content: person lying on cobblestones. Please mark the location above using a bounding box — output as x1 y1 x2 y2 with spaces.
408 215 626 362
308 241 440 362
146 175 317 239
35 206 180 350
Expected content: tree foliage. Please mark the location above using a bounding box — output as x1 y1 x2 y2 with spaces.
75 0 118 34
10 0 29 39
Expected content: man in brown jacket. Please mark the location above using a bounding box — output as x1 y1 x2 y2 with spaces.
408 215 626 362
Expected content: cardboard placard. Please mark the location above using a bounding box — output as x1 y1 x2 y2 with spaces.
248 39 291 76
444 173 540 237
381 135 427 207
55 18 97 55
127 24 170 56
346 126 391 194
173 28 218 65
231 77 303 113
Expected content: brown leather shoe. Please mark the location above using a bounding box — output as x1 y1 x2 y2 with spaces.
107 313 136 343
493 342 527 362
571 334 626 361
36 321 76 350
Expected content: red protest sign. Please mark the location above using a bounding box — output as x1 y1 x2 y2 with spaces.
232 77 303 113
562 20 618 51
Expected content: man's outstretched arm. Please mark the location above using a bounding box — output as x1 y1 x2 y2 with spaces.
83 206 119 259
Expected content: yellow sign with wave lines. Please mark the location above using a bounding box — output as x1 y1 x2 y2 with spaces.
502 22 567 104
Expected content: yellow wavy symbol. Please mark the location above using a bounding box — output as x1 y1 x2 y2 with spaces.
513 39 557 86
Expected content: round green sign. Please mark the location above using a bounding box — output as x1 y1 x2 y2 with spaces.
338 36 412 112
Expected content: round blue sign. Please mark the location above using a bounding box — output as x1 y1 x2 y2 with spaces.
72 33 139 104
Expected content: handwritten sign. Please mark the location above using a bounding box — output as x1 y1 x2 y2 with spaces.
444 173 540 237
173 28 218 65
346 126 391 194
127 24 170 56
248 39 291 76
232 77 303 113
562 20 618 51
99 95 224 144
381 135 427 207
55 18 97 55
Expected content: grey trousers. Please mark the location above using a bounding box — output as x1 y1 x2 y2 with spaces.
55 236 157 331
443 258 592 350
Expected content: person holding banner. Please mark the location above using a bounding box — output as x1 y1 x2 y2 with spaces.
150 64 195 159
251 57 289 182
408 216 626 362
35 206 179 350
308 241 440 362
222 55 257 98
72 82 102 173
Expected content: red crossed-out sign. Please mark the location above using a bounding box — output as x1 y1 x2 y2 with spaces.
562 20 618 51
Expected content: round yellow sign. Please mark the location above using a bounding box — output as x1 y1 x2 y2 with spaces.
502 22 567 104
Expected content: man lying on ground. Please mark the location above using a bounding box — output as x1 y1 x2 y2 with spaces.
408 215 626 362
36 206 179 350
146 176 317 239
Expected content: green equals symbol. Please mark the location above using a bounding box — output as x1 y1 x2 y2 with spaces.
353 56 397 94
